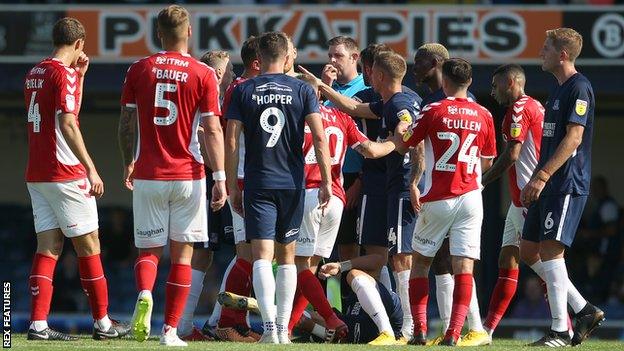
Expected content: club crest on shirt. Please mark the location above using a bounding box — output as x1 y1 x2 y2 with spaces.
65 94 75 111
510 123 522 138
575 99 588 116
397 109 412 123
552 99 559 111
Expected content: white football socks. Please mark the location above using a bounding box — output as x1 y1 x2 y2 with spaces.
30 320 48 332
208 256 236 327
542 258 569 332
253 259 277 332
379 265 393 292
95 315 112 332
435 274 454 333
275 264 297 339
178 268 205 336
467 277 485 332
530 259 587 314
351 275 394 334
396 270 413 338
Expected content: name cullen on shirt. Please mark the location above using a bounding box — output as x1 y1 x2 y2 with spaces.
442 117 482 132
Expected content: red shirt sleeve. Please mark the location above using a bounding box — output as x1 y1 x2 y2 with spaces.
339 109 368 147
220 82 236 130
481 113 497 158
506 103 534 143
403 110 430 148
120 63 137 108
55 67 79 115
199 68 221 118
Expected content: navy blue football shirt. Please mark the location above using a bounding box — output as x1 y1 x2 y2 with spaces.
540 73 594 196
379 91 422 195
226 73 320 190
354 86 418 196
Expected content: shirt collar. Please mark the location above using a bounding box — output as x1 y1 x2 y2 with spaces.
333 73 363 89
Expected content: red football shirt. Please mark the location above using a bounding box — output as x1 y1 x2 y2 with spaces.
24 58 86 182
304 105 368 205
121 51 220 180
404 97 497 202
221 76 247 180
501 95 544 207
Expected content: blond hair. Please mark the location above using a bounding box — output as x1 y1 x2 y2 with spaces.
157 5 190 41
546 28 583 61
417 43 449 60
200 50 230 69
373 51 406 80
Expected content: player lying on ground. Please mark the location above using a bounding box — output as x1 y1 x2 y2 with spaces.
220 254 404 345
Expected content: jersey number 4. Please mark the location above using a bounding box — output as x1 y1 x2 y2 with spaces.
27 91 41 133
435 132 479 174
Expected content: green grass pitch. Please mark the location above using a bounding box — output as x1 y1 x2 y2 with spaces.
7 335 623 350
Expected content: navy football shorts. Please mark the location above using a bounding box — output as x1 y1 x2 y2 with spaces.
244 189 305 244
386 194 417 255
357 193 388 248
522 193 588 247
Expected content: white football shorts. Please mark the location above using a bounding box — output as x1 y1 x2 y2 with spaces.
501 203 526 248
27 178 98 238
412 189 483 260
133 179 207 248
296 188 344 258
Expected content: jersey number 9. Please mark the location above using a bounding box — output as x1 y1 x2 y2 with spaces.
260 107 285 148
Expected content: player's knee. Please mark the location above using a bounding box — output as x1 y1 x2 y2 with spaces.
538 240 565 261
71 230 101 257
498 246 520 269
451 256 473 274
519 240 540 265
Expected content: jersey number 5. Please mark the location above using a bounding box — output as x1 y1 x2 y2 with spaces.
435 132 479 174
154 82 178 126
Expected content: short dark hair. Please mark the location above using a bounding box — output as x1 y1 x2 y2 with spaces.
493 63 525 79
360 43 392 67
442 58 472 86
257 31 289 63
241 36 259 68
52 17 85 47
327 36 359 53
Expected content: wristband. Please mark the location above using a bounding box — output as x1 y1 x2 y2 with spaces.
339 260 353 273
212 171 226 181
535 169 550 183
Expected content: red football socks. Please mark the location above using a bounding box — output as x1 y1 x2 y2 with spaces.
219 258 252 328
445 273 473 341
164 263 192 327
409 277 429 335
299 270 335 320
288 288 309 332
134 252 159 292
29 253 57 322
484 268 519 332
78 254 109 320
